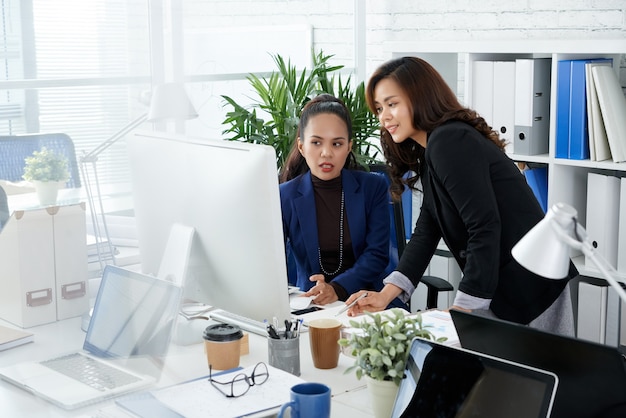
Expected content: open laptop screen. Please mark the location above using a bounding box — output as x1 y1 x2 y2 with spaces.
450 309 626 418
391 338 557 418
84 265 182 358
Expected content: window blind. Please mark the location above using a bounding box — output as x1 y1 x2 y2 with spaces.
0 0 150 185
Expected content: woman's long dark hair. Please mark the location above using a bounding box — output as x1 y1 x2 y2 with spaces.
365 56 505 200
279 94 359 183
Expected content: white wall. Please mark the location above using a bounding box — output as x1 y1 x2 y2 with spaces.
182 0 626 79
179 1 626 138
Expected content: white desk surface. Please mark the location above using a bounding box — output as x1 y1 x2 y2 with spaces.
0 314 374 418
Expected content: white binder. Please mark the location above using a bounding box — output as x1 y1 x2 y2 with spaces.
492 61 516 154
471 60 494 127
592 65 626 162
471 60 516 153
577 280 608 344
585 173 620 270
514 58 551 156
585 61 613 161
618 178 626 274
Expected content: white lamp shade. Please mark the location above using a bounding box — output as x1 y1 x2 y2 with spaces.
511 203 577 279
147 83 198 122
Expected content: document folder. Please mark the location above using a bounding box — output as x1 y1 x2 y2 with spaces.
585 172 620 270
556 58 612 160
471 61 494 130
618 178 626 274
592 64 626 163
523 166 548 213
492 61 516 154
585 61 613 162
514 58 551 156
472 60 516 154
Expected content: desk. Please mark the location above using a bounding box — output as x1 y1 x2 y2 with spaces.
0 316 373 417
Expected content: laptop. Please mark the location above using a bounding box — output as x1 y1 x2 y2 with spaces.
450 310 626 418
390 337 558 418
0 265 182 410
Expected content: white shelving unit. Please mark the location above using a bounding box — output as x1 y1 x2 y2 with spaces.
385 39 626 283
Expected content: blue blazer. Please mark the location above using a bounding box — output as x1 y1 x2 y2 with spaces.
280 169 394 295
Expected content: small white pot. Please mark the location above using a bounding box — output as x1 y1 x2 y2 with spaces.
365 375 400 418
33 180 65 206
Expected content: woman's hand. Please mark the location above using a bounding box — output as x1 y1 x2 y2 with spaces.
345 291 387 316
303 274 338 305
345 284 403 316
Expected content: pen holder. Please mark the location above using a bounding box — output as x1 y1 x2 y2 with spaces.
268 332 301 376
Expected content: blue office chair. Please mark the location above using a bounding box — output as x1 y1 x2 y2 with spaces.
0 133 81 188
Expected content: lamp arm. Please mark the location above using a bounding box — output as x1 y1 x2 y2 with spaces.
80 113 148 163
552 219 626 305
580 240 626 305
549 219 585 252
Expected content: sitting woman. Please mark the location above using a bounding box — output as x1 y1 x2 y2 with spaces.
280 94 404 308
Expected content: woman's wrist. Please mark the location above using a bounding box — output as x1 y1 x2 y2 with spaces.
380 283 403 306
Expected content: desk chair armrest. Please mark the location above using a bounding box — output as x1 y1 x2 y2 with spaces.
420 275 454 310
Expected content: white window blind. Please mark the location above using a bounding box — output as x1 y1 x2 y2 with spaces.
0 0 150 185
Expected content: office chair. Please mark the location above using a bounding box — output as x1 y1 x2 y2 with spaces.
0 133 82 188
371 164 454 311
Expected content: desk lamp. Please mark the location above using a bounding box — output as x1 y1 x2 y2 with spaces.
512 202 626 305
80 83 198 273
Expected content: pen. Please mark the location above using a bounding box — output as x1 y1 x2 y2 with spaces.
336 292 368 316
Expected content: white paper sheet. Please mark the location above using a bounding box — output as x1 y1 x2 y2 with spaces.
152 364 305 418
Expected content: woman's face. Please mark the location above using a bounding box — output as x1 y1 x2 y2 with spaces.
297 112 352 181
373 77 426 147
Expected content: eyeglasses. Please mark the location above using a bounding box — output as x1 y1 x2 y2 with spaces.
209 362 269 398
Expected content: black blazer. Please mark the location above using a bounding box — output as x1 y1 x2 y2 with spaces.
398 121 576 324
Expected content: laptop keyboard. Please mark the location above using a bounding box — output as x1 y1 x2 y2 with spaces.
40 353 141 392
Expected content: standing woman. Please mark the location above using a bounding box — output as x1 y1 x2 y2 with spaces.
280 94 403 308
346 57 577 335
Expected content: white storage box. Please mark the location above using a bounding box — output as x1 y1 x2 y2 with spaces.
0 203 88 327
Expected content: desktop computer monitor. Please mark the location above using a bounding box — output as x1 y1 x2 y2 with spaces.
126 131 291 324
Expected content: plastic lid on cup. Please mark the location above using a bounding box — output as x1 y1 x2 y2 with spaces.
203 323 243 342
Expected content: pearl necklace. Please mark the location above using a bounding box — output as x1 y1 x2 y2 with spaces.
318 189 344 276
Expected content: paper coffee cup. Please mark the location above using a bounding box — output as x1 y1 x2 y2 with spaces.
203 323 243 370
308 318 342 369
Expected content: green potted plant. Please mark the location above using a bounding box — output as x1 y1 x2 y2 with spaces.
22 147 69 206
221 50 381 171
338 308 447 418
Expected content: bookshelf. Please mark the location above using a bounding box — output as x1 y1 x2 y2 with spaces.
385 39 626 283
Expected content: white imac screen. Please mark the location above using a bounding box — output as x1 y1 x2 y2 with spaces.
127 131 291 323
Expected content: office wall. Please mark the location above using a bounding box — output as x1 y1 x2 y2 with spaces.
182 0 626 81
364 1 626 75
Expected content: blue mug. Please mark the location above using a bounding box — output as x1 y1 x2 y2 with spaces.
278 382 331 418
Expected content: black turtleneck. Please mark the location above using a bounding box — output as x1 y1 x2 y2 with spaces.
311 174 355 301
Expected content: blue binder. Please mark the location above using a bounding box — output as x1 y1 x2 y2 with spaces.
524 167 548 213
555 60 572 159
556 58 613 160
